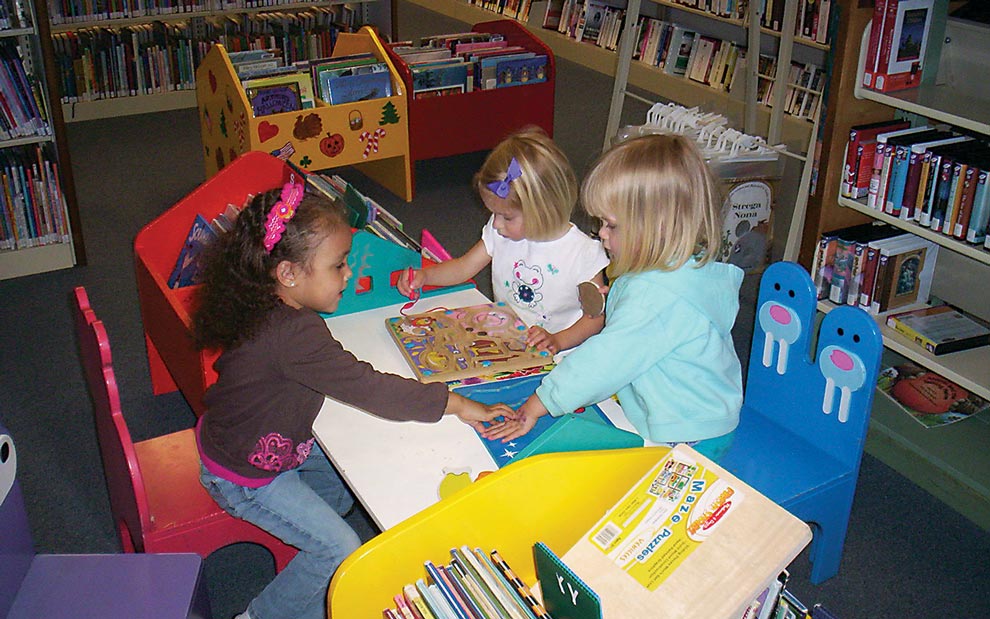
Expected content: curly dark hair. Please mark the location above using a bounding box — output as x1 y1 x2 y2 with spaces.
192 185 349 351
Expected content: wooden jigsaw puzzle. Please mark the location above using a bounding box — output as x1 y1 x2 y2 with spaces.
385 302 553 383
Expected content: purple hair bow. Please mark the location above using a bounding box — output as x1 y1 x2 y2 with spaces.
486 157 522 199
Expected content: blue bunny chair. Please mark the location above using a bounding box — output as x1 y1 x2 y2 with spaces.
720 261 884 584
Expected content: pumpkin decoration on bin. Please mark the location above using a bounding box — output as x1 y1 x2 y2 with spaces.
320 133 345 158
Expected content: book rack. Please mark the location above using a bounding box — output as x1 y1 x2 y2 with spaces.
328 447 667 616
195 26 413 201
383 18 554 169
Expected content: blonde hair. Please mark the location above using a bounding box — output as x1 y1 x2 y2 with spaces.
473 126 577 241
582 134 723 275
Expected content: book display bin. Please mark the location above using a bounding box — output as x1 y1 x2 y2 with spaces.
134 151 296 416
383 19 555 166
195 26 413 201
328 446 667 617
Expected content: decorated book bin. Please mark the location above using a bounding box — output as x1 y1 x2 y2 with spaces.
196 27 413 201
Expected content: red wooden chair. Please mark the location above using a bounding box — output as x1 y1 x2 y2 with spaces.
72 287 298 571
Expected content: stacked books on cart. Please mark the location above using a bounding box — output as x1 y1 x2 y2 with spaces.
840 119 990 250
389 31 548 97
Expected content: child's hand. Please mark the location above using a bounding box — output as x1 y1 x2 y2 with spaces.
526 326 561 354
397 268 427 298
482 394 548 442
446 393 513 432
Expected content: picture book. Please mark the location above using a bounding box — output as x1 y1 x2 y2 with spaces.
411 60 469 92
385 302 553 383
553 444 811 618
245 81 302 117
242 72 315 109
872 0 936 93
324 70 392 105
167 214 218 289
885 304 990 355
877 361 989 428
494 54 548 88
452 373 643 468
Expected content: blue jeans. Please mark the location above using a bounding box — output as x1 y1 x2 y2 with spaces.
200 443 361 619
659 430 736 463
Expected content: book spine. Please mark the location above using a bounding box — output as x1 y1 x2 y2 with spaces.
952 165 980 240
941 161 967 235
867 141 889 209
929 156 956 231
899 148 926 219
886 314 939 354
966 169 990 244
859 243 881 308
884 144 912 215
874 0 900 85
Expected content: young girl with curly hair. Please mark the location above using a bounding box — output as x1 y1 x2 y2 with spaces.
193 179 509 619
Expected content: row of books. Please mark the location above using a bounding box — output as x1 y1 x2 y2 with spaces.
46 0 363 24
841 119 990 249
0 0 30 30
0 143 71 251
539 0 834 48
812 221 940 317
0 39 51 140
232 49 393 116
466 0 534 24
390 31 548 96
51 7 360 103
862 0 939 93
381 546 548 619
630 16 824 122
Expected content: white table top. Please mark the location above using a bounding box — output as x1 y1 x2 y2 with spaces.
311 288 637 530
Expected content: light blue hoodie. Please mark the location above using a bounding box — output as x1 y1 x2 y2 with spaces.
536 260 744 443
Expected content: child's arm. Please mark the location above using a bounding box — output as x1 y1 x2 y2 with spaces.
445 392 513 432
480 392 548 441
398 240 491 297
526 271 608 353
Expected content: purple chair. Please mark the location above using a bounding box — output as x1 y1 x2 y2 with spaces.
0 424 212 619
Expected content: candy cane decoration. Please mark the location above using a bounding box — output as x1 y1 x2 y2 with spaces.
359 128 386 159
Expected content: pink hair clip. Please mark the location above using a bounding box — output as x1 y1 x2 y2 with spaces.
263 178 304 253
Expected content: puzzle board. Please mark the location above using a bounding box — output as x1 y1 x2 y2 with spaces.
385 302 553 383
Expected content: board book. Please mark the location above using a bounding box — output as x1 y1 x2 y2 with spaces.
453 374 643 468
547 444 811 618
385 302 553 383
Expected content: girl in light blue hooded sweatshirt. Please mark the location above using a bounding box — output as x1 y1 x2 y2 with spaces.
482 134 743 461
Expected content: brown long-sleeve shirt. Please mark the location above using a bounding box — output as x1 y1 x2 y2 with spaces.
198 302 448 484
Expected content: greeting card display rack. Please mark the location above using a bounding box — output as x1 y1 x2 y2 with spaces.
383 19 555 166
195 25 413 201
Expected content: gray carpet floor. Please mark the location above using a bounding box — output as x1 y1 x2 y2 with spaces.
1 4 988 617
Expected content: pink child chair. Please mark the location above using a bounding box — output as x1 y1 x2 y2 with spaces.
72 286 298 570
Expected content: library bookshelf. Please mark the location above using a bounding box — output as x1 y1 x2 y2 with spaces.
404 0 823 154
196 26 413 200
0 0 84 280
806 2 990 531
48 0 395 122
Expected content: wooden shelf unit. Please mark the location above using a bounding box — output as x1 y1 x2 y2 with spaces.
802 1 990 531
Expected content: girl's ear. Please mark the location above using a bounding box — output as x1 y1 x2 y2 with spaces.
274 260 297 288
